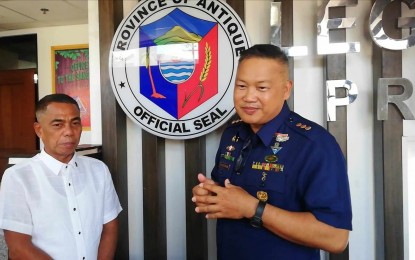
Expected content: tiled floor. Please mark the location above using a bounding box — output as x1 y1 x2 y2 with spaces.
0 235 7 260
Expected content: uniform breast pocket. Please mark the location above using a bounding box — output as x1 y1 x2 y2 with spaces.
244 171 286 206
265 173 286 194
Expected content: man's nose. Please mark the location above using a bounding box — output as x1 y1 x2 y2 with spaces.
63 124 75 136
243 87 257 101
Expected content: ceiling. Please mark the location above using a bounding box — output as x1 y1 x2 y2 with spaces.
0 1 88 65
0 0 88 32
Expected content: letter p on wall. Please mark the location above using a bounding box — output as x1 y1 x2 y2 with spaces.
326 79 358 121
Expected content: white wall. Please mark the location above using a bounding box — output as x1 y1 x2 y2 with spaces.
346 2 376 259
88 0 103 145
403 135 415 260
0 22 104 145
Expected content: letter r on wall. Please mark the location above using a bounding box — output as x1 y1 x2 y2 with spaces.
378 78 415 120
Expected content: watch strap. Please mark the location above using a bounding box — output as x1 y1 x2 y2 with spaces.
250 200 266 228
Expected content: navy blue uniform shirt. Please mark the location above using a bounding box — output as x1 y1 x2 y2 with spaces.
211 102 352 260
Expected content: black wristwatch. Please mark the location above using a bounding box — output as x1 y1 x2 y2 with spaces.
250 200 266 228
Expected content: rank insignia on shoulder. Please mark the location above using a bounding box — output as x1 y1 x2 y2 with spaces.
296 123 312 131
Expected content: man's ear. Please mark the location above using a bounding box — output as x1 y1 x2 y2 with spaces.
34 122 42 138
284 80 293 100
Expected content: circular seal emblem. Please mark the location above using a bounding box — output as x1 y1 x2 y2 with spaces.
109 0 250 139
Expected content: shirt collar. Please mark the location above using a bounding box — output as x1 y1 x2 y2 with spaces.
235 102 291 146
237 102 290 146
38 149 78 175
257 102 291 146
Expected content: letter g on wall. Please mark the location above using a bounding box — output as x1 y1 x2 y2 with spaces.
370 0 415 50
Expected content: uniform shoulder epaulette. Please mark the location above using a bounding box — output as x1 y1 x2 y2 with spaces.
223 118 243 131
231 119 243 125
285 113 321 136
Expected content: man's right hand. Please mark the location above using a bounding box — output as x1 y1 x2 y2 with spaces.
4 230 52 260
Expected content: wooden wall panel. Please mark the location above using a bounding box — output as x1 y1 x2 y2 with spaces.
142 131 167 259
373 1 404 259
276 0 294 109
226 0 245 24
98 1 129 259
185 137 207 260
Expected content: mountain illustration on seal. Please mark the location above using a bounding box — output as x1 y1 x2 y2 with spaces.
139 8 215 47
138 8 218 120
153 25 202 45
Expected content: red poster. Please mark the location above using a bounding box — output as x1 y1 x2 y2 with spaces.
52 44 90 130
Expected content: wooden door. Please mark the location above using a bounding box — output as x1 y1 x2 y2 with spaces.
0 69 37 178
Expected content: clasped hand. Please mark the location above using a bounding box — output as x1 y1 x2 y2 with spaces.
191 173 257 219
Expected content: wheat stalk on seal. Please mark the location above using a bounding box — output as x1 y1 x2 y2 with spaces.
182 42 212 108
200 44 211 82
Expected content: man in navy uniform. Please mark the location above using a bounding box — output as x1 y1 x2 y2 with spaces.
192 44 352 259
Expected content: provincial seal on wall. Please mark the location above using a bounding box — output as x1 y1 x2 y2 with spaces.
109 0 250 139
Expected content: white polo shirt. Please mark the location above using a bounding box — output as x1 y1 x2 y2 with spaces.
0 150 122 260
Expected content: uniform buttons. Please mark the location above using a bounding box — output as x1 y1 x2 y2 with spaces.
289 117 293 122
73 208 76 211
82 257 85 260
65 166 68 169
68 183 71 186
78 231 81 235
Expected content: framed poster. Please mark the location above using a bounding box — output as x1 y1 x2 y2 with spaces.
52 44 90 130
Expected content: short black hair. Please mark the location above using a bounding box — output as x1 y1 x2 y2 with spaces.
35 93 79 121
239 44 289 65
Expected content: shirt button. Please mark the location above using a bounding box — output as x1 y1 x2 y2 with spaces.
78 231 81 235
82 257 85 260
73 208 76 211
68 183 71 186
66 166 68 169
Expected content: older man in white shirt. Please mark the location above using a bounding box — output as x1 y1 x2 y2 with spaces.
0 94 122 260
